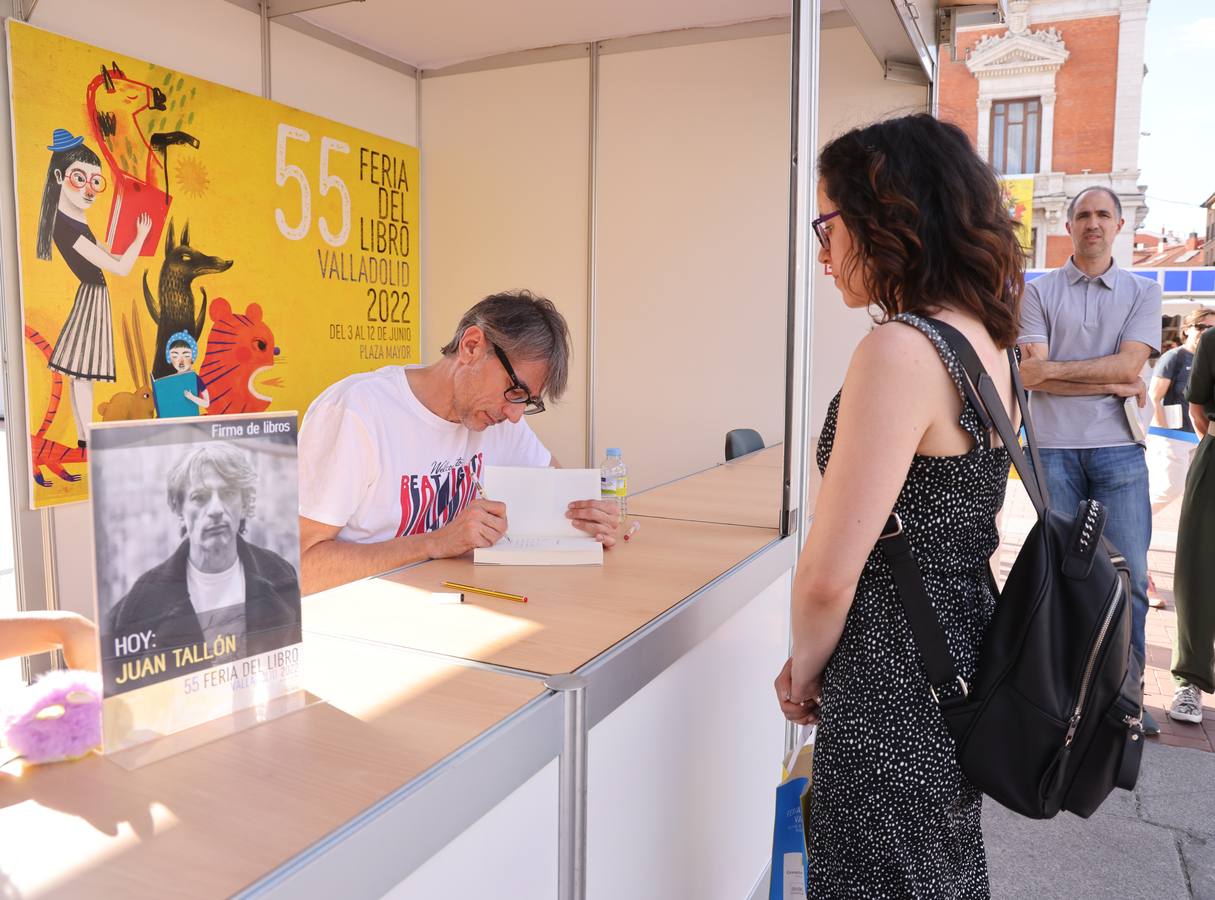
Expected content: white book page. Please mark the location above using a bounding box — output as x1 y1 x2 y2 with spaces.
481 466 601 539
498 537 600 550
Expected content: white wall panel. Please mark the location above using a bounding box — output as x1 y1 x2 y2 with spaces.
587 572 791 900
29 0 262 94
596 34 790 493
270 24 417 145
419 59 590 468
383 759 559 900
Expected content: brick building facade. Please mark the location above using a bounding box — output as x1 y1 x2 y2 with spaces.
938 0 1150 268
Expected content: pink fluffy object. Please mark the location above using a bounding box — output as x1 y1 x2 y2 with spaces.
2 669 102 764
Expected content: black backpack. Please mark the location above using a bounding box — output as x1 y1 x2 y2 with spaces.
877 318 1145 819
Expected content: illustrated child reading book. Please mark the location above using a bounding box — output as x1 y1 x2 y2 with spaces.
153 331 210 418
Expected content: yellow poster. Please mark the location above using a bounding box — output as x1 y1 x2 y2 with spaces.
1000 176 1034 253
6 21 419 508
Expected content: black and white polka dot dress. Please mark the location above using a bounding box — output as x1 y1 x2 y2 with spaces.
807 314 1010 898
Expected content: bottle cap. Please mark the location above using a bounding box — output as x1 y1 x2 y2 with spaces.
606 448 621 456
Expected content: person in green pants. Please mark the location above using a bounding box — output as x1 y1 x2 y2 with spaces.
1170 325 1215 723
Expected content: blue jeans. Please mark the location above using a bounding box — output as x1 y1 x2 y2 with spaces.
1035 446 1151 666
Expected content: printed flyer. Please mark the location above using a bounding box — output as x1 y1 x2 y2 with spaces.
90 413 302 752
6 20 420 508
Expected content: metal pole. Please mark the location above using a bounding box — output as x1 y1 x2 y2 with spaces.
544 673 588 900
584 43 600 468
260 1 272 99
415 71 423 356
781 0 820 755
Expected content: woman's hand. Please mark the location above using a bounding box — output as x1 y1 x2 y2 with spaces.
774 657 822 726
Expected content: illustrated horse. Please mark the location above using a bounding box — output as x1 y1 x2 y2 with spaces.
86 61 198 256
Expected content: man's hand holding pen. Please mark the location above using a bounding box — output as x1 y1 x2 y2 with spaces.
424 499 508 558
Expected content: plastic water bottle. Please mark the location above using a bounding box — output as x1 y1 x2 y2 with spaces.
600 448 628 518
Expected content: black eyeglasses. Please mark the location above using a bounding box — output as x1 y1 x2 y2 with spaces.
1194 323 1211 333
811 210 841 250
492 344 546 415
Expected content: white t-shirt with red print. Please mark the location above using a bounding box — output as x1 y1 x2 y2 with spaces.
299 365 551 544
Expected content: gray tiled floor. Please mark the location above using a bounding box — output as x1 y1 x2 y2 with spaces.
986 742 1215 899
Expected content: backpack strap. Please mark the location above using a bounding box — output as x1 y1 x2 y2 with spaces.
877 316 1050 707
893 314 991 450
922 317 1052 517
878 513 970 706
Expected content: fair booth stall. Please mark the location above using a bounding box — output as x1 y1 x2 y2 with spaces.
0 0 942 896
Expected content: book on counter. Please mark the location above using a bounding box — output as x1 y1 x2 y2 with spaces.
473 465 604 566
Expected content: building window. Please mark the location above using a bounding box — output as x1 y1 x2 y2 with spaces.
990 98 1041 175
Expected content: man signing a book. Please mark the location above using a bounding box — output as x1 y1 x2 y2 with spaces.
297 290 620 594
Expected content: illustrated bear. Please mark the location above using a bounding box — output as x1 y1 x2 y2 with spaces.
198 297 280 415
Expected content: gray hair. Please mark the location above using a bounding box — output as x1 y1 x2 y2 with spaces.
167 443 258 523
439 290 572 401
1067 186 1123 221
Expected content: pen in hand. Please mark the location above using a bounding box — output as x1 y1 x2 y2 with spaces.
473 473 510 543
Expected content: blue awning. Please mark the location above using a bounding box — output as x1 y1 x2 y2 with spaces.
1025 267 1215 297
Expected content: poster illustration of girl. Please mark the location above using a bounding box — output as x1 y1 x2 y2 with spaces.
35 127 153 447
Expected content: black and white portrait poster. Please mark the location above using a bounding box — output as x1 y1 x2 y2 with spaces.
90 412 302 752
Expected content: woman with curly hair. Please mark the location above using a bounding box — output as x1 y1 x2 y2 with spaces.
773 114 1025 896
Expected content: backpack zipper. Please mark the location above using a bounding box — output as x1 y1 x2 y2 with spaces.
1064 577 1124 747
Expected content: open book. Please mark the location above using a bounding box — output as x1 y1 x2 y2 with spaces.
473 466 604 566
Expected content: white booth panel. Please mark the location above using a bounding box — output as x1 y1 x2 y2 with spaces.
419 58 591 468
809 24 930 431
269 24 417 145
28 0 263 94
383 758 559 900
595 34 791 493
586 571 791 900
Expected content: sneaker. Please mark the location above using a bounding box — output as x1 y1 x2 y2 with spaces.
1169 684 1204 724
1147 574 1166 609
1141 709 1161 736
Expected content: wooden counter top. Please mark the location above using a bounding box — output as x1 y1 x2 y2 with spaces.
304 516 779 676
627 462 783 529
0 634 542 899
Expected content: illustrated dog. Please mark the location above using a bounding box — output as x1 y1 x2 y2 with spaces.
143 219 232 379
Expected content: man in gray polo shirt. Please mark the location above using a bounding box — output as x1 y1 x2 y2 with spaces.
1018 185 1162 731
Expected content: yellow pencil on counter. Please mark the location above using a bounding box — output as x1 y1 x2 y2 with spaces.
442 580 528 603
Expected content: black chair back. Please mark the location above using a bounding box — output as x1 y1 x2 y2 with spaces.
724 428 764 461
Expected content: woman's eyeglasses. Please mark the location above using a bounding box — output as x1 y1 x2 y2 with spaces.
811 210 841 250
1193 323 1211 333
